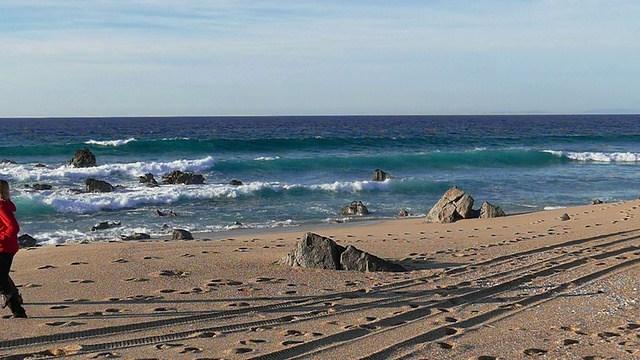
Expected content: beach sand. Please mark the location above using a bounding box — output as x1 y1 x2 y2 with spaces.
2 200 640 359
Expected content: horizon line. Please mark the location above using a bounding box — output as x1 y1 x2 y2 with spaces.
1 111 639 119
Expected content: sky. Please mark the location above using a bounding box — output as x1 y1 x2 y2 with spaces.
1 0 639 117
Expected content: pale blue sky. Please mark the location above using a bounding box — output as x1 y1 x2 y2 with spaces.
1 1 638 117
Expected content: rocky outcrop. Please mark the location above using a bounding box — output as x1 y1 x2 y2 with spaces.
279 232 406 272
69 148 96 168
479 202 505 219
173 229 194 240
156 209 177 217
398 209 410 217
1 159 17 164
279 232 343 270
426 186 475 223
91 221 121 231
18 234 38 248
139 173 158 186
426 186 505 223
340 201 370 216
24 184 53 191
230 179 243 186
85 178 114 193
121 233 151 241
340 245 406 272
372 169 392 182
162 170 205 185
592 199 604 205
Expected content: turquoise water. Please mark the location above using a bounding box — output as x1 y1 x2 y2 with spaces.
1 115 639 245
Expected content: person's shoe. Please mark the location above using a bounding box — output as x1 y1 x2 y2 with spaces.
11 311 27 318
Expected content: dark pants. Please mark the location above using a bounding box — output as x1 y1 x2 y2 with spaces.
0 252 26 317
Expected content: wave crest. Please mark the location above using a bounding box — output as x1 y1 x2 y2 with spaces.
85 138 136 147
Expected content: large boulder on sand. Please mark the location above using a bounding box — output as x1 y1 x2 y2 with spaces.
279 232 406 272
85 178 114 193
340 245 406 272
162 170 205 185
279 232 344 270
340 201 370 216
69 148 97 168
173 229 194 240
426 186 475 223
479 201 505 219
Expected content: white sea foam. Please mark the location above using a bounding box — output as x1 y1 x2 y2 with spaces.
85 138 136 146
544 206 567 211
18 178 391 215
544 150 640 162
310 180 391 192
4 156 216 182
254 156 280 161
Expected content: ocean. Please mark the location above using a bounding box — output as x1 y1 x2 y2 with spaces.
1 115 639 246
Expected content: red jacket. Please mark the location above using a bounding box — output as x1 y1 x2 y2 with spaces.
0 200 20 254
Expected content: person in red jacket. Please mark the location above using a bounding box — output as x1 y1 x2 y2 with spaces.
0 180 27 318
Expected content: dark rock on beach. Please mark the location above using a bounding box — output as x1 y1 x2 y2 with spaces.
1 159 17 164
121 233 151 241
85 178 114 193
592 199 604 205
69 147 97 168
18 234 39 248
24 183 53 191
340 201 370 216
279 232 406 272
162 170 205 185
33 184 53 191
91 221 121 231
156 209 177 217
398 209 410 217
139 173 158 186
172 229 194 240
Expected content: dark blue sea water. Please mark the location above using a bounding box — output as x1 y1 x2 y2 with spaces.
1 115 639 245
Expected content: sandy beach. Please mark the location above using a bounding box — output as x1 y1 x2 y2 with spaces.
2 200 640 359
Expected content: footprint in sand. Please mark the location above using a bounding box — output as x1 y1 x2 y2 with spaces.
88 352 120 358
70 261 88 266
282 340 304 346
38 265 57 270
90 352 122 358
564 339 580 346
69 279 95 284
179 347 202 354
437 341 455 349
64 298 91 303
240 339 267 345
46 321 85 327
225 347 253 355
50 305 69 310
523 348 548 355
154 307 177 312
111 258 129 264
